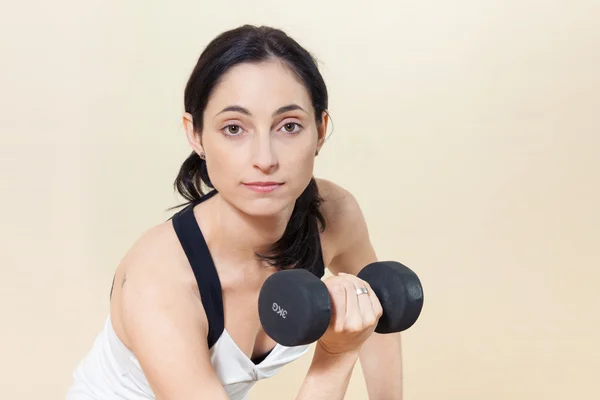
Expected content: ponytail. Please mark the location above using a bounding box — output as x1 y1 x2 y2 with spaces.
172 151 213 207
256 178 326 275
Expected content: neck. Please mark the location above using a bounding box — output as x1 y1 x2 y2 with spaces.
209 194 293 264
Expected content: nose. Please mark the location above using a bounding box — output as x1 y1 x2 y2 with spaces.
251 133 279 173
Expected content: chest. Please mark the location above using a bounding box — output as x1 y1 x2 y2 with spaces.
215 236 336 361
218 268 277 361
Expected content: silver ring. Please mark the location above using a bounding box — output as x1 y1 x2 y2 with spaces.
356 287 369 296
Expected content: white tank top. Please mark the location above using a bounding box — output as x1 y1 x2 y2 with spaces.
66 315 310 400
66 192 326 399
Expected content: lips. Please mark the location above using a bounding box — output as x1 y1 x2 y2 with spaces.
243 181 284 193
243 181 283 186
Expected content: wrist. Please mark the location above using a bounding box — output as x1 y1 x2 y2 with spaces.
313 341 360 367
312 342 359 375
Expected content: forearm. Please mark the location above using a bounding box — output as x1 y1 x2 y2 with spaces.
296 342 360 400
359 332 403 399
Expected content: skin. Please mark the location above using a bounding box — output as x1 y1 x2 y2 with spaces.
108 59 403 400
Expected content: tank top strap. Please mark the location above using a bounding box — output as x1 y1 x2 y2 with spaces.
170 190 224 349
316 247 325 278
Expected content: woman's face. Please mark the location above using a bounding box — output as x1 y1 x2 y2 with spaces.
185 59 327 218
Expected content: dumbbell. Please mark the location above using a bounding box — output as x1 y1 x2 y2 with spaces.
257 261 424 347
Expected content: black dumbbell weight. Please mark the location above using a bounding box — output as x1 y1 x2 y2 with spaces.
257 261 424 347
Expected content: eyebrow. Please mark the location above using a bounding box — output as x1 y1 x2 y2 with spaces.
215 104 307 118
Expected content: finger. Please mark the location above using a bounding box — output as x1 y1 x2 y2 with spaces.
342 280 362 329
363 280 383 321
345 276 377 324
338 273 381 325
365 282 383 320
325 279 347 332
356 282 377 323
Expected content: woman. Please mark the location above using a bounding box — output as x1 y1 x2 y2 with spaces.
67 25 403 400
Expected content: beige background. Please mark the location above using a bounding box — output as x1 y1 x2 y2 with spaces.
1 0 599 399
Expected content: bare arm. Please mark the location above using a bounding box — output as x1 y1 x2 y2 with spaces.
296 343 360 400
324 182 404 400
116 232 230 400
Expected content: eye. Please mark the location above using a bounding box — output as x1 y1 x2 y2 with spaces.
280 122 302 135
223 124 243 136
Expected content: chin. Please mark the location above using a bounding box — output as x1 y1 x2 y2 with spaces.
240 198 292 218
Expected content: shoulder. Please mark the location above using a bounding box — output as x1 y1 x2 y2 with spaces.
110 218 206 346
316 178 365 227
315 178 371 256
315 178 378 273
122 220 184 270
117 219 194 288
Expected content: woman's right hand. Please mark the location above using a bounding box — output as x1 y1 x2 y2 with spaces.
317 272 383 355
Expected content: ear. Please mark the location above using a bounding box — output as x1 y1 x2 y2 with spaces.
183 112 204 156
315 111 329 156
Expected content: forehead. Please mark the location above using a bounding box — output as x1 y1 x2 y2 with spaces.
206 60 313 116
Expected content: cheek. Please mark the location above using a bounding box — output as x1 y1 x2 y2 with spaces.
204 148 242 188
285 145 316 182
